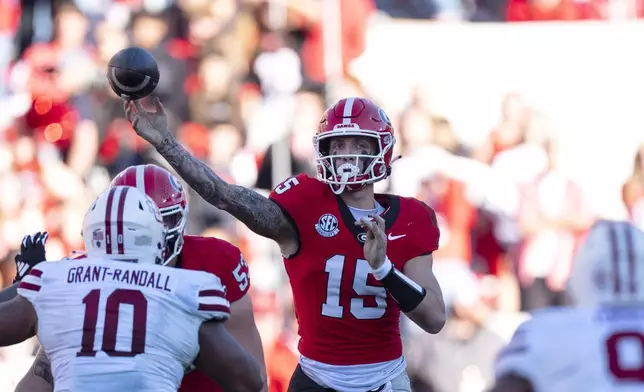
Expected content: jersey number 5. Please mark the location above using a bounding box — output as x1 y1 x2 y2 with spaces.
322 255 387 320
606 331 644 382
77 289 148 357
274 177 300 195
233 256 249 291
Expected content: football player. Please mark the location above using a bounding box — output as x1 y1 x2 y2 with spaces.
126 96 446 391
492 219 644 392
10 164 266 392
0 186 263 392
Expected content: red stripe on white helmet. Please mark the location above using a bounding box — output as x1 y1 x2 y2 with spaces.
570 220 643 307
116 186 129 254
104 187 117 254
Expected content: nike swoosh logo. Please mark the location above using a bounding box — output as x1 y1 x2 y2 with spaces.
388 233 406 240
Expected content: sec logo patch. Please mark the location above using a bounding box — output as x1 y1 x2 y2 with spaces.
315 214 339 238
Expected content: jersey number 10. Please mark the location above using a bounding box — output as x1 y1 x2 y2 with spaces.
606 332 644 382
77 289 148 357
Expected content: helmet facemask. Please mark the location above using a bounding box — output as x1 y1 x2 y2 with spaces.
314 129 394 195
159 203 188 266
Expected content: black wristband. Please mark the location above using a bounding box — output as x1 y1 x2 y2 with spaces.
382 267 426 313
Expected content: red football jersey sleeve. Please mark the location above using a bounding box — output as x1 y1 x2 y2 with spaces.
213 251 249 303
404 199 440 263
180 236 250 303
269 174 320 235
178 236 250 392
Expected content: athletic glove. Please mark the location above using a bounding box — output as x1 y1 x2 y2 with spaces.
13 231 48 283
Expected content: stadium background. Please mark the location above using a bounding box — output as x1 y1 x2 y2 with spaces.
1 0 643 390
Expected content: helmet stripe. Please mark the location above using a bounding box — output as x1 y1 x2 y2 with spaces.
135 165 146 194
104 187 117 254
608 223 620 295
342 97 355 124
624 221 637 295
116 186 130 254
122 166 136 189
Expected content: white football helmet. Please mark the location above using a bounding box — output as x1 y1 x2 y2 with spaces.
568 219 644 307
82 186 168 264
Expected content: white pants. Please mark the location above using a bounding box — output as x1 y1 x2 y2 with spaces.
383 371 411 392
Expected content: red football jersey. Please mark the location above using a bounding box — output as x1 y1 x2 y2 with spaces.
269 174 440 366
178 235 250 392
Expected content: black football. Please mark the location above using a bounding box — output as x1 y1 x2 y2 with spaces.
107 46 159 100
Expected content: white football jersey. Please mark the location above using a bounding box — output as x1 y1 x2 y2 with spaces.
495 306 644 392
17 257 230 392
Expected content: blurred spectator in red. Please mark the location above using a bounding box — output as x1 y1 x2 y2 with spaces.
420 174 475 263
516 137 593 311
18 1 99 178
472 92 529 285
0 0 19 34
266 314 298 392
414 119 476 263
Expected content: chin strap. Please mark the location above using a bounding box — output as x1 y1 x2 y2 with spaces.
331 173 349 195
331 164 361 194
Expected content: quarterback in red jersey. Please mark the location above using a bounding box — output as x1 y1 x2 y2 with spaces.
14 164 266 392
127 96 446 392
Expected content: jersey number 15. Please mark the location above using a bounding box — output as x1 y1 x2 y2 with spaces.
322 255 388 320
77 289 147 357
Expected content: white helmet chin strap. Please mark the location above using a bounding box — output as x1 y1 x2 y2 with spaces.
331 180 347 195
331 163 361 195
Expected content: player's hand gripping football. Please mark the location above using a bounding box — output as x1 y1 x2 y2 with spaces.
13 231 48 283
355 215 387 269
124 97 171 147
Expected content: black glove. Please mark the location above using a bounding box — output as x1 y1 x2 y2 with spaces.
13 231 48 283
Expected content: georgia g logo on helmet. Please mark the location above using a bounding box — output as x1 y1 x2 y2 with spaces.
378 108 391 126
168 173 183 192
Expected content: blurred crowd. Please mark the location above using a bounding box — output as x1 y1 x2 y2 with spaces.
2 0 644 391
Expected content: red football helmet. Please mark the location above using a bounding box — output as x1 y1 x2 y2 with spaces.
314 97 396 194
110 164 188 265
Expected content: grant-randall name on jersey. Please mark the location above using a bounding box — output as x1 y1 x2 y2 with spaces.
67 265 172 292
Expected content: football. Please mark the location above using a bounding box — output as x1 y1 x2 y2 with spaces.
107 46 159 100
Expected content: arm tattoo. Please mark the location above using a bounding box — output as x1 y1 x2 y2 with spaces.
33 358 53 385
155 136 295 242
